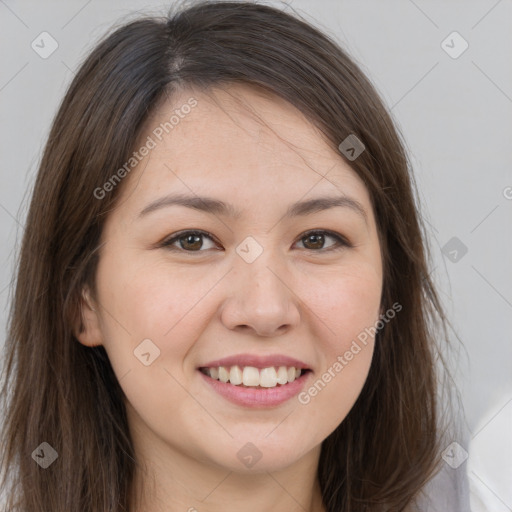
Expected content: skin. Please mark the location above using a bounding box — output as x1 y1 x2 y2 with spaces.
77 83 383 512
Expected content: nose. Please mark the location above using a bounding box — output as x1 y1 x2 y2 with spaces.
220 251 301 338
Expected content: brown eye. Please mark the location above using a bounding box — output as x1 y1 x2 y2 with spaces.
296 230 350 252
179 233 203 250
302 232 325 250
161 229 350 255
161 230 217 252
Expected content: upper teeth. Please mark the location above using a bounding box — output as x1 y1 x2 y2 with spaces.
203 366 302 388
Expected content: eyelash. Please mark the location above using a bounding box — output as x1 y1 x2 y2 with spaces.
159 229 352 254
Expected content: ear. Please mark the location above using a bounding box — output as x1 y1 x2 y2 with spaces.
74 286 103 347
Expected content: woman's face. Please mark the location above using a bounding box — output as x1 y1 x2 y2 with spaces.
79 84 383 474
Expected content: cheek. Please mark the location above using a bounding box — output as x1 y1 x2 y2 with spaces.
307 260 382 344
93 251 198 388
96 249 205 340
93 258 206 439
295 262 381 418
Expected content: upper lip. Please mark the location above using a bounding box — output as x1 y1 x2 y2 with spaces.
199 353 310 370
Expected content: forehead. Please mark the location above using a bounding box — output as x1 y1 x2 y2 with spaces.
149 83 337 166
119 83 372 217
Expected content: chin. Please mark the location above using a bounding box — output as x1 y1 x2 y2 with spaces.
204 437 320 475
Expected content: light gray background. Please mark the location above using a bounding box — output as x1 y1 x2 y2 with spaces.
0 1 511 510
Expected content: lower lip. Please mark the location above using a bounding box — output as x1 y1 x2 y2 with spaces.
198 370 311 408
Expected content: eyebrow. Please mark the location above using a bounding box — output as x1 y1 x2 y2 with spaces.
138 193 368 224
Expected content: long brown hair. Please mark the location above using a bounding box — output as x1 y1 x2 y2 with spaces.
0 1 463 510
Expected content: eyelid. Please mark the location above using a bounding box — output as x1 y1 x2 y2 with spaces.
159 229 352 253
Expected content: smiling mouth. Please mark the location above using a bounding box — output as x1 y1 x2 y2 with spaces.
199 365 311 388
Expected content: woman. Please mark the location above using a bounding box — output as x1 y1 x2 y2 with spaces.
0 1 466 510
